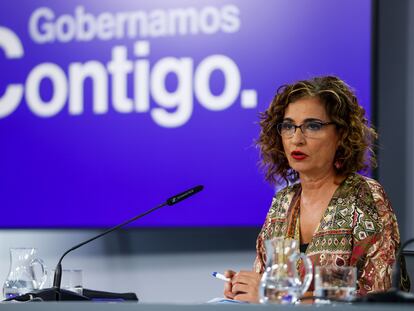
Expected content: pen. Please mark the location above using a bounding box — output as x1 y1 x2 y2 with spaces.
212 272 231 282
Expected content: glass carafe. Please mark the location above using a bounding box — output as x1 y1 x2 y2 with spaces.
259 238 312 304
3 248 47 299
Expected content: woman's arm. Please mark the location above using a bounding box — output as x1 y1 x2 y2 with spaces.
351 180 401 295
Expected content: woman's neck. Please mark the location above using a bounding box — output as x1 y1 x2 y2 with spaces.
299 170 344 204
298 170 346 244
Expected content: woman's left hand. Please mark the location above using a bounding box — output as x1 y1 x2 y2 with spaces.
230 270 262 303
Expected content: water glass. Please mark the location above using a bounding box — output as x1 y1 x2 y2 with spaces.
314 266 356 303
49 269 83 295
61 269 83 295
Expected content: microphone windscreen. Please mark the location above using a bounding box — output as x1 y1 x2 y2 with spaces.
166 185 204 206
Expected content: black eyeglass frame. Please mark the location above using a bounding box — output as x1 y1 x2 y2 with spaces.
276 121 336 137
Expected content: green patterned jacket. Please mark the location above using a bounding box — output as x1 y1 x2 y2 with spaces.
254 173 410 295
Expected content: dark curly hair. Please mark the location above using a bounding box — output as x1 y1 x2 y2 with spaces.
257 76 377 185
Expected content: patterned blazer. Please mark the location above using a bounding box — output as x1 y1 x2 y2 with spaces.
254 173 410 295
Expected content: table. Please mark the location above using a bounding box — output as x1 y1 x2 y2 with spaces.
0 302 413 311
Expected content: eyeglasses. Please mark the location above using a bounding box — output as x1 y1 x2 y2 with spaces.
277 121 336 138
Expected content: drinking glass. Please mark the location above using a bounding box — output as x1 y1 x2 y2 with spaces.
48 269 83 295
314 266 357 303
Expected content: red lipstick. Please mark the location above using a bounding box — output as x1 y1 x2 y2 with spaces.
291 150 308 160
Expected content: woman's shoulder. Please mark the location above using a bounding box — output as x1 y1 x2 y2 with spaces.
347 173 389 201
345 173 396 230
267 183 300 216
272 182 300 204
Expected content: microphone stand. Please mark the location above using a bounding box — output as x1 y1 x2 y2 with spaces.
5 185 203 302
52 201 168 300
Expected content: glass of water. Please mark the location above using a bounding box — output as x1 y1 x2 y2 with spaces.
61 269 83 295
49 269 83 295
314 266 356 303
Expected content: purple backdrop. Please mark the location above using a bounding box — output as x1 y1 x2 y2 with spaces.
0 0 371 227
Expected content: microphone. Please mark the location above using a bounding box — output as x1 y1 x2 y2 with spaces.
166 185 204 205
7 185 204 302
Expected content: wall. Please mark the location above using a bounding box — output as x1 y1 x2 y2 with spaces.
375 0 414 284
376 0 414 243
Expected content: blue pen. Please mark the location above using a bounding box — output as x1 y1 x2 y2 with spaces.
212 272 231 282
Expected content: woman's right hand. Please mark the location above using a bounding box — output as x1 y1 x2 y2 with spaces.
223 270 236 299
223 269 262 302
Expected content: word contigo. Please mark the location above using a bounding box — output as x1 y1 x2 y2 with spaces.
0 27 257 128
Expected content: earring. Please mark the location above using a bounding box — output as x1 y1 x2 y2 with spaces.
334 160 342 169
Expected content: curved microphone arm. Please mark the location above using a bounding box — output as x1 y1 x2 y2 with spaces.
52 202 168 291
52 183 204 296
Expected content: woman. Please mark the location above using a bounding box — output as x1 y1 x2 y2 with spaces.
224 76 409 303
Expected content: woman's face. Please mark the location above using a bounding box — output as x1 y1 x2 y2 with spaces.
281 97 340 178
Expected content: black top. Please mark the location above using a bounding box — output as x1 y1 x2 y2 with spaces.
300 243 309 253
